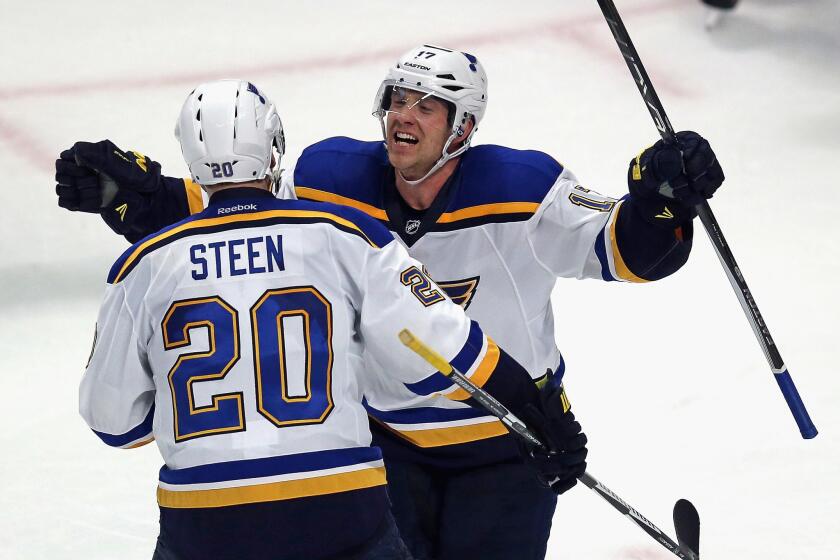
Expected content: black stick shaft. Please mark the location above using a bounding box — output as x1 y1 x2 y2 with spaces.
596 0 817 439
457 367 696 559
580 473 697 560
399 329 695 559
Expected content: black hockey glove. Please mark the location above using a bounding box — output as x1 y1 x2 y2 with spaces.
55 140 163 236
519 372 588 495
627 130 724 228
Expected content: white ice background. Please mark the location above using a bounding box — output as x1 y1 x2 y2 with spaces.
1 1 838 558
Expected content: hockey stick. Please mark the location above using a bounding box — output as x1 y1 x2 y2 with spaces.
595 0 817 439
398 329 700 560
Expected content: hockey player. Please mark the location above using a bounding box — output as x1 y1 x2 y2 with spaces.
79 79 588 560
59 45 724 560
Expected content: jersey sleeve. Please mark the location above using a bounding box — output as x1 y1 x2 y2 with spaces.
358 241 511 402
181 177 206 215
526 168 691 282
79 279 155 449
610 194 693 281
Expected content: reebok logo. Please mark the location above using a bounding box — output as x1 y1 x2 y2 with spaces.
217 204 258 215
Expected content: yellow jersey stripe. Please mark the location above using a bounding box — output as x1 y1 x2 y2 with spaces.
609 201 648 283
446 338 501 401
295 186 389 221
294 189 539 226
126 437 155 449
437 202 540 224
184 178 204 215
157 466 387 509
380 420 508 448
113 209 378 283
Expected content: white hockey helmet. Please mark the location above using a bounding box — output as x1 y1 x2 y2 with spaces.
175 79 285 187
372 44 488 184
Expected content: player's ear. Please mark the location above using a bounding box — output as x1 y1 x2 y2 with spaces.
451 118 475 149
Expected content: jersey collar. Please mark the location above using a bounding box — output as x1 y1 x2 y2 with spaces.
208 187 276 205
383 161 463 247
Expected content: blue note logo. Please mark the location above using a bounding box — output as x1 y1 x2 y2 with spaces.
436 275 480 310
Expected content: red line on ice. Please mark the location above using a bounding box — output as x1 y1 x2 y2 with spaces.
560 23 693 98
0 0 684 103
0 0 685 172
614 544 675 559
0 113 55 172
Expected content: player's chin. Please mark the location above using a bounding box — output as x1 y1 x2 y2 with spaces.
387 144 418 167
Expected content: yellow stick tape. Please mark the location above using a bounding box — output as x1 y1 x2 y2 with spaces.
398 329 453 376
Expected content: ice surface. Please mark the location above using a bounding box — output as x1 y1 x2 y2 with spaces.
1 0 838 558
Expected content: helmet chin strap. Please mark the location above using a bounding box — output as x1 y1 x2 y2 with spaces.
269 139 284 195
270 164 282 195
376 105 476 187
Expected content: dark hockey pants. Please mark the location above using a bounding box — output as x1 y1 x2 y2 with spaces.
385 458 558 560
151 506 413 560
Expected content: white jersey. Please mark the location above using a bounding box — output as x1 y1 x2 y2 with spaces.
80 191 502 507
273 138 640 459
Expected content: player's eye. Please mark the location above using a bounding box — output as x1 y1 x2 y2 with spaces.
417 98 439 114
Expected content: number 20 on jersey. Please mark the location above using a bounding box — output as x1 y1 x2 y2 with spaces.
162 286 334 442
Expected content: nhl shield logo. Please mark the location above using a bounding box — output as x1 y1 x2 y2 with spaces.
405 220 421 235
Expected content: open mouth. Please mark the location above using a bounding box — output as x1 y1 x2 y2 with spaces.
393 131 419 146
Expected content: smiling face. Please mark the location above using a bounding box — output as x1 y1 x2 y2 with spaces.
384 87 457 181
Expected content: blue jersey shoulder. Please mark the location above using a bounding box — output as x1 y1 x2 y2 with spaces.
271 197 395 249
294 137 388 209
450 144 564 209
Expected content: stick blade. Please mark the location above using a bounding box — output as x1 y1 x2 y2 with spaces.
673 498 700 558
